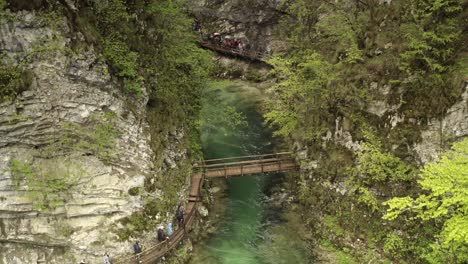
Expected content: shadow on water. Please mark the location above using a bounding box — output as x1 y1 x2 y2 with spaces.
190 80 310 264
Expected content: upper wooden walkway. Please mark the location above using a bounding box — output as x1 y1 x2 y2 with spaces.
199 41 270 62
115 152 296 264
194 152 297 178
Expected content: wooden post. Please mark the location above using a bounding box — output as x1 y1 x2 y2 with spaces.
241 164 243 176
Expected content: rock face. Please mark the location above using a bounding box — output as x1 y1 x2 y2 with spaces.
188 0 286 52
299 80 468 166
0 11 187 264
414 82 468 163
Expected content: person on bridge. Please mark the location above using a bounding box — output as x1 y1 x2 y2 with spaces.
176 204 184 225
133 240 142 254
238 40 244 52
167 222 173 236
157 227 166 242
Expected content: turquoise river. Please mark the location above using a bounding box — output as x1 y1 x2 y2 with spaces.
189 80 311 264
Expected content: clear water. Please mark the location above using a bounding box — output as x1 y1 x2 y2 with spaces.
190 80 310 264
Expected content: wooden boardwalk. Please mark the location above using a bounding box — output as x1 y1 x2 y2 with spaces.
199 41 270 62
114 152 296 264
194 152 297 178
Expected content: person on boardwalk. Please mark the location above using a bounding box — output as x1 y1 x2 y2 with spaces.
133 240 142 254
157 227 166 242
238 40 244 53
167 222 173 236
176 204 184 226
103 252 112 264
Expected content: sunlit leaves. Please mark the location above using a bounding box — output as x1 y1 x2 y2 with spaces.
384 138 468 263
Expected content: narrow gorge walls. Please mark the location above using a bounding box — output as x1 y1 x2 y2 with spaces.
0 1 211 263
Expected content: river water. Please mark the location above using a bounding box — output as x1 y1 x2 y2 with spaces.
189 80 310 264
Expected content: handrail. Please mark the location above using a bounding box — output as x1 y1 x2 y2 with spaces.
114 152 295 263
197 152 292 164
199 157 294 169
114 173 205 264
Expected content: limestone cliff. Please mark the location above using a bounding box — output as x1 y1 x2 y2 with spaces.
0 10 189 264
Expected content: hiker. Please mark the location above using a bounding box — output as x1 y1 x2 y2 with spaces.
133 240 142 254
103 252 112 264
231 39 237 48
238 40 244 52
157 227 166 242
167 222 173 236
212 33 221 44
176 204 184 225
79 259 86 264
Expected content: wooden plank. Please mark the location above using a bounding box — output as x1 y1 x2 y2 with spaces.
204 162 297 178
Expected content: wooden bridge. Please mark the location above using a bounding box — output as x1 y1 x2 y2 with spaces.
194 152 297 178
115 152 297 264
199 41 270 62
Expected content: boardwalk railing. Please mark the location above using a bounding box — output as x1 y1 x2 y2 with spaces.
199 41 271 62
194 152 297 178
114 152 296 263
114 173 205 264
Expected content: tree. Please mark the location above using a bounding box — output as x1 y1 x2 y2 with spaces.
384 138 468 263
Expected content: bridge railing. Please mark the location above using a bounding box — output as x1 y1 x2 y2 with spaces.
196 152 293 165
114 153 294 263
193 152 296 177
114 174 205 264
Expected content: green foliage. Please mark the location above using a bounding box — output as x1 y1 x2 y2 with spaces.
60 113 120 162
0 65 31 102
354 130 415 184
383 232 405 258
245 69 265 82
384 138 468 263
117 161 192 240
117 212 147 240
102 39 142 95
128 187 141 196
265 52 336 139
137 0 213 126
54 221 75 237
398 0 465 118
323 214 344 237
272 1 466 263
10 158 85 211
314 6 363 64
399 0 463 75
92 0 143 95
357 187 379 212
